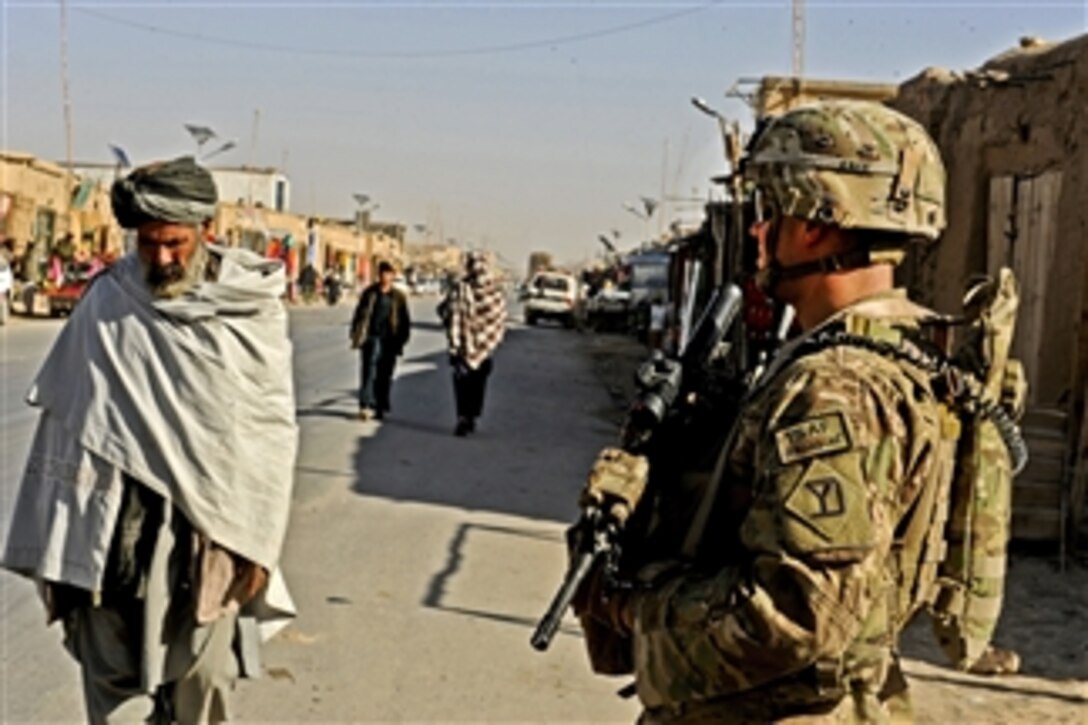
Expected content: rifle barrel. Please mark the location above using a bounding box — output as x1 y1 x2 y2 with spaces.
680 283 743 366
530 549 598 651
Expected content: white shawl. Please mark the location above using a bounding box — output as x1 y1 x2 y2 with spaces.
13 246 297 573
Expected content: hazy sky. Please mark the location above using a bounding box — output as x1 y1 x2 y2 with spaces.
3 1 1085 265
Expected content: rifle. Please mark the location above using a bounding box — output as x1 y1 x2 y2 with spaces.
530 283 744 652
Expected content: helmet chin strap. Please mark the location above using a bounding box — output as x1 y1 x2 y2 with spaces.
756 218 875 296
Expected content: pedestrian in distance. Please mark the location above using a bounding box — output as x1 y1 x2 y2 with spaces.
647 295 668 352
350 260 411 421
571 101 1025 722
443 251 506 437
298 262 318 303
324 266 342 306
2 156 298 724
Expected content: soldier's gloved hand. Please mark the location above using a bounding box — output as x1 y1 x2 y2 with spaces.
580 447 650 523
570 562 638 635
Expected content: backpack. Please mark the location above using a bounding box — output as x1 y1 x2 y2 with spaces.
799 268 1027 671
930 268 1027 669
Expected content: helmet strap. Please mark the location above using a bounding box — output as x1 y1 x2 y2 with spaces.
754 216 783 294
774 247 876 281
758 243 877 296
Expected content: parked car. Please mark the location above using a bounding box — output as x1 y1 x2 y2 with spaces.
15 258 105 318
521 271 579 328
413 278 442 296
584 285 630 332
0 257 12 326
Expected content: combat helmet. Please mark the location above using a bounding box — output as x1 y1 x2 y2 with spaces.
745 99 946 271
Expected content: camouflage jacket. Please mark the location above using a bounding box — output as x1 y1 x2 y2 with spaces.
631 290 955 721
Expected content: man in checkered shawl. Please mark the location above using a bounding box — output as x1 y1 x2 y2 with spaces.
444 251 506 436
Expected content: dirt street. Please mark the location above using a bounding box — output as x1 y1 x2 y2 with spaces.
232 302 639 721
238 314 1087 722
2 304 1083 722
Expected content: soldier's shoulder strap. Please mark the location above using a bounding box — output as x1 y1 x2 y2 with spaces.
797 316 1028 476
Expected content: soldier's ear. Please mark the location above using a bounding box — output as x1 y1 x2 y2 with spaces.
802 220 832 251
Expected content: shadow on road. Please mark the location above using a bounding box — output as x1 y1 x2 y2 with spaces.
899 555 1088 683
905 670 1088 706
324 323 619 633
418 520 582 637
295 389 359 419
410 319 446 333
343 325 618 525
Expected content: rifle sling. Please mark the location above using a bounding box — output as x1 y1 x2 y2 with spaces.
681 422 741 558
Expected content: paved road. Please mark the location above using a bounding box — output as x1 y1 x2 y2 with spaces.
0 302 638 722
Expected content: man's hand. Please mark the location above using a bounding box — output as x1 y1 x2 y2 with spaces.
580 447 650 524
242 566 269 603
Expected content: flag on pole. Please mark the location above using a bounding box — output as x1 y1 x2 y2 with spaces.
184 124 216 147
108 144 132 168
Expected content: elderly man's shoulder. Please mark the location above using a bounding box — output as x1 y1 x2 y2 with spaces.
82 254 135 294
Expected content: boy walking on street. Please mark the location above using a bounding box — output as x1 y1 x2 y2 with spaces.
351 261 411 420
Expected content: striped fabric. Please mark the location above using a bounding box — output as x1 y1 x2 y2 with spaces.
447 252 506 370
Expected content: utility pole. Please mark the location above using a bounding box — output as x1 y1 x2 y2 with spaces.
659 138 669 239
726 121 744 287
248 109 261 167
692 97 743 286
792 0 805 79
59 0 75 221
246 109 260 208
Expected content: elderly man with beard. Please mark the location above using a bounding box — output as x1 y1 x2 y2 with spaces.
3 157 297 724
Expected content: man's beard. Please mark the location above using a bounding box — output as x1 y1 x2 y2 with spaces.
143 243 208 299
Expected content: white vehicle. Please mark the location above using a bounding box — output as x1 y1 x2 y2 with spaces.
0 257 12 326
585 285 631 332
413 278 442 296
521 271 578 328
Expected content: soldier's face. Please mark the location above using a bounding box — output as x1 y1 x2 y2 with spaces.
751 216 807 269
769 217 818 266
752 216 825 301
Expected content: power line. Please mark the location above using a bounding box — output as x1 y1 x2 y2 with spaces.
75 2 725 61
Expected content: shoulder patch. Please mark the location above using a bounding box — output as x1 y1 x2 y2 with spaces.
774 411 853 465
780 455 873 553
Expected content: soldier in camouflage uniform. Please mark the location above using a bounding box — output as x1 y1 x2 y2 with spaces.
576 100 967 723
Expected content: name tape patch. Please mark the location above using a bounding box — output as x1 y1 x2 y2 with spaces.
774 412 853 465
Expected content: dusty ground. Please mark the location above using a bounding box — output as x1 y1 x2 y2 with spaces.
588 331 1088 723
901 555 1087 723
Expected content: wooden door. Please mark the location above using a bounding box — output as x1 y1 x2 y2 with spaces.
987 170 1062 406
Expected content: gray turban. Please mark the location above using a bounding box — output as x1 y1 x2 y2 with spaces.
111 156 218 229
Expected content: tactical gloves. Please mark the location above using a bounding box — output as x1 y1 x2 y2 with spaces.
579 447 650 524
